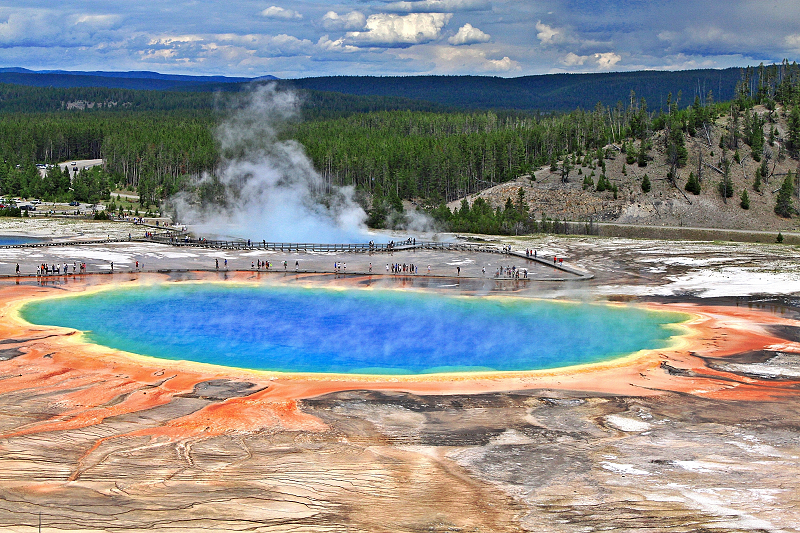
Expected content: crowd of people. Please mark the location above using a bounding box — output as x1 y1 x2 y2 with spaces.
18 255 555 279
495 265 528 279
388 263 419 274
36 262 86 276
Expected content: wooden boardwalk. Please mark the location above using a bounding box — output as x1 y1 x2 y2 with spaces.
0 234 593 280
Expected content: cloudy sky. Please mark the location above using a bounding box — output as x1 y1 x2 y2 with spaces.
1 0 798 78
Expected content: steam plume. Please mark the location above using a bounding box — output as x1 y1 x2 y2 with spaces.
170 84 370 243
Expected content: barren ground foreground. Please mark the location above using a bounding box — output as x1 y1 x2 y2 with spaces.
0 219 799 532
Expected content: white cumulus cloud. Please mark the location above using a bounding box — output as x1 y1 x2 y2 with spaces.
784 34 800 50
321 11 366 31
594 51 621 69
449 23 490 45
536 21 561 45
560 51 621 70
317 35 361 53
383 0 491 13
561 52 587 66
141 32 316 66
260 6 302 20
346 13 452 47
427 46 520 73
485 56 519 72
73 14 120 29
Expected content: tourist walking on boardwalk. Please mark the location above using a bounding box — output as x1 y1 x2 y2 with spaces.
369 262 372 273
215 259 219 270
457 266 460 276
15 263 19 275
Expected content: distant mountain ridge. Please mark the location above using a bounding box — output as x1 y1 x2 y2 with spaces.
285 69 743 111
0 66 747 111
0 67 257 82
0 68 275 91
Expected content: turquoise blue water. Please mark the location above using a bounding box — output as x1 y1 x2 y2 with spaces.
0 235 45 245
19 284 687 374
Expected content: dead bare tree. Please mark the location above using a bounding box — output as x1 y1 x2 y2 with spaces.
762 146 774 184
702 122 714 148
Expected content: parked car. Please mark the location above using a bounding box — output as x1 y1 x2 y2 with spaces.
69 201 80 206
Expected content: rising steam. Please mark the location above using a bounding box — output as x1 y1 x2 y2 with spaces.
169 84 371 243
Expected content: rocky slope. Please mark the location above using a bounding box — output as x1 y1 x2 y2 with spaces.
449 105 800 233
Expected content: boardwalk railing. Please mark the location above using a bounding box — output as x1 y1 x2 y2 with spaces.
143 234 593 279
144 234 499 254
0 234 592 280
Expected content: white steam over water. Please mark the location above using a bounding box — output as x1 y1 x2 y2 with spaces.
170 84 374 243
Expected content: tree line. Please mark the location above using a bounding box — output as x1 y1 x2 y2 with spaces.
0 62 798 229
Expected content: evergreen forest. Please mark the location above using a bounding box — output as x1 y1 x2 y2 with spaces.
0 61 798 234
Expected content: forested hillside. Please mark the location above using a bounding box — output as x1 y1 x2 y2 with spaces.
0 61 798 234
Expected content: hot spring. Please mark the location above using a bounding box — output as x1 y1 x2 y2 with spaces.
19 284 688 375
0 235 46 245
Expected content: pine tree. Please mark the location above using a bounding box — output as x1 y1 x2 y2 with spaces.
774 172 796 218
685 172 701 195
596 174 611 192
637 140 648 167
625 143 636 165
560 159 572 183
740 189 750 209
641 174 651 193
718 154 733 201
789 106 800 155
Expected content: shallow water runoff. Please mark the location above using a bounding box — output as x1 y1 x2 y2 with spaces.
20 284 688 375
